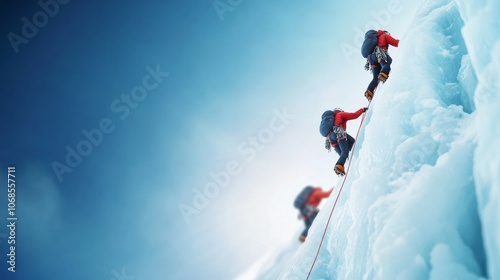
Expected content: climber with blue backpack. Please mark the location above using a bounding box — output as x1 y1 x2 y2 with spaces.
294 186 333 243
361 30 400 101
320 107 367 176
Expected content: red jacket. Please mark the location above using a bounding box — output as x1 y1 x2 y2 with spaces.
377 30 399 51
306 188 332 208
334 108 364 130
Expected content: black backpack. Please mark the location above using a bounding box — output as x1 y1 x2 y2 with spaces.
294 186 314 211
361 30 379 58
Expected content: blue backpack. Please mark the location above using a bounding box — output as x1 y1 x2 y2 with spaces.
361 30 379 58
319 110 336 137
294 186 314 211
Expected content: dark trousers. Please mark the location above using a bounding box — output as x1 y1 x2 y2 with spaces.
367 53 393 92
380 53 393 75
301 210 319 238
334 134 355 166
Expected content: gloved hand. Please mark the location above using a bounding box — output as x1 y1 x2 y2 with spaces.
363 107 369 112
364 61 369 71
324 138 331 152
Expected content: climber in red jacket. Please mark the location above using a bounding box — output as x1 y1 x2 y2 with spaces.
297 187 333 243
364 30 400 101
328 107 367 176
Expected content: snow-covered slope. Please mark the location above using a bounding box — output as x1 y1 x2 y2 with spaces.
257 0 500 279
456 0 500 279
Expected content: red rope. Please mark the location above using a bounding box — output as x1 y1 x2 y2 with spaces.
305 100 372 279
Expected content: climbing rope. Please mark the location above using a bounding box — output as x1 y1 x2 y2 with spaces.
305 85 382 279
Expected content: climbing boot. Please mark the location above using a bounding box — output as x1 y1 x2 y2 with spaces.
334 164 345 176
378 72 389 83
364 90 374 102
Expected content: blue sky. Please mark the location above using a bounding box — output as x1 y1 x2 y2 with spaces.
0 0 422 279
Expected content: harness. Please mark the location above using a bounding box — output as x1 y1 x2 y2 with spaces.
301 204 318 219
365 46 389 70
374 46 388 63
325 124 347 152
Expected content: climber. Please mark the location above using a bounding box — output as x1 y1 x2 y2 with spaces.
362 30 400 101
294 186 333 242
320 107 367 176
